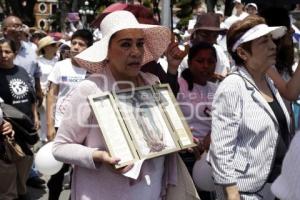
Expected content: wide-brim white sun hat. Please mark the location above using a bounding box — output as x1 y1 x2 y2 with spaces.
232 23 286 51
75 10 171 73
37 36 60 55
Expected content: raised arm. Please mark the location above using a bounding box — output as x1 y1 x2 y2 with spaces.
267 63 300 101
46 82 59 141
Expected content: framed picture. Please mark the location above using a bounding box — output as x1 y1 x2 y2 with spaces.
88 93 138 168
113 86 181 159
88 84 196 168
153 84 196 148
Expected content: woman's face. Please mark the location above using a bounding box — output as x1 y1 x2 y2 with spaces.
189 48 216 84
107 29 144 79
234 2 244 13
0 42 15 68
244 34 277 71
246 6 257 15
44 43 59 57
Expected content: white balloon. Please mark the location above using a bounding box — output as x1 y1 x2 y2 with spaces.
35 141 63 175
192 152 215 192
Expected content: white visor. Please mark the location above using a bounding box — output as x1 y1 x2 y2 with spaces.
232 24 287 52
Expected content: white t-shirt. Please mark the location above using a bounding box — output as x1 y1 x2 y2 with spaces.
28 41 38 52
37 56 58 92
214 44 231 76
48 58 87 127
177 78 218 140
178 43 231 77
157 56 168 73
223 12 249 29
14 41 40 86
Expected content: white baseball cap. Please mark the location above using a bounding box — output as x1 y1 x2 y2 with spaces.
245 3 258 10
232 23 286 51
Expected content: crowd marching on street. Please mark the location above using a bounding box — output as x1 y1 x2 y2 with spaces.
1 0 300 200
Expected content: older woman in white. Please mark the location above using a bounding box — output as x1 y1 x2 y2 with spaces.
52 11 199 200
208 15 291 200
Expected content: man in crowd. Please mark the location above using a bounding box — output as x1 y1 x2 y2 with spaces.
2 16 43 106
179 13 231 80
245 3 258 15
2 15 45 189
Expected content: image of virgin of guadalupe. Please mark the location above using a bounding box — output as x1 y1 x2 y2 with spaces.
131 91 167 153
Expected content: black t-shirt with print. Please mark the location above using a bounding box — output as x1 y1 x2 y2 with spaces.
0 65 36 120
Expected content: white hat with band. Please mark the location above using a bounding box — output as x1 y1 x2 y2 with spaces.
74 10 171 73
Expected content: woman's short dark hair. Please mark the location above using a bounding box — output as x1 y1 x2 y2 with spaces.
188 42 217 62
182 42 217 91
227 15 266 66
0 38 17 54
71 29 94 47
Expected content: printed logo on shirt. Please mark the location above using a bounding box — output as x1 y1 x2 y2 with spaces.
61 76 84 82
62 76 68 81
9 78 29 99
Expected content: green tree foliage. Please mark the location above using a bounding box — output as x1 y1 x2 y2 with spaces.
174 0 201 30
142 0 152 8
1 0 36 26
94 0 115 13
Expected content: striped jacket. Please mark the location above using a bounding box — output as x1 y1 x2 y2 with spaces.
208 67 291 193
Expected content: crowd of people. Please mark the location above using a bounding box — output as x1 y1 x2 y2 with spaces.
1 1 300 200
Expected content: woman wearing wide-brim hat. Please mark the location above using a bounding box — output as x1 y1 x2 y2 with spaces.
52 11 199 200
37 36 60 56
36 36 59 142
37 36 60 94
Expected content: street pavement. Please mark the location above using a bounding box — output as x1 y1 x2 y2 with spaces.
28 186 70 200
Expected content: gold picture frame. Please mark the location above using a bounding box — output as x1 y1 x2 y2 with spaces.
88 84 196 168
153 84 196 149
88 92 139 168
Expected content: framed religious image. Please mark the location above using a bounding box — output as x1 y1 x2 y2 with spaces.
88 93 139 168
153 84 196 149
113 86 181 159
